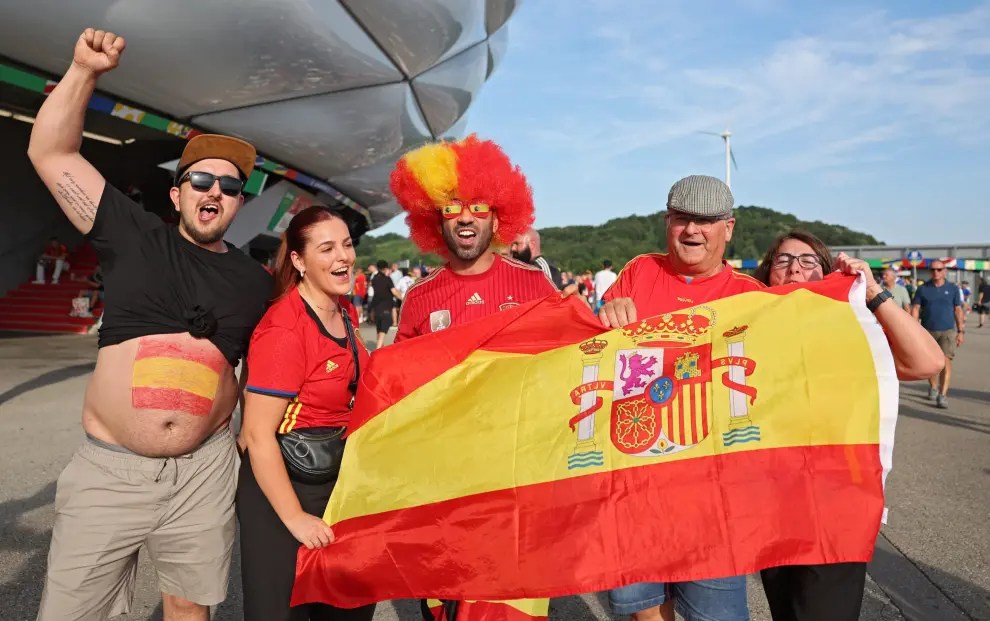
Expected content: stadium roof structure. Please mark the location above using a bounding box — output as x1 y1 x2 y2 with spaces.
0 0 519 236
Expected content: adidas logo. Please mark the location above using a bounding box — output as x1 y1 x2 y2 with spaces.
325 360 339 373
466 292 485 305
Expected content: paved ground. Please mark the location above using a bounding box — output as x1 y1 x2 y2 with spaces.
0 316 987 620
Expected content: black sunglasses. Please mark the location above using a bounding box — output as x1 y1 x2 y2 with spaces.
932 267 946 272
178 171 243 197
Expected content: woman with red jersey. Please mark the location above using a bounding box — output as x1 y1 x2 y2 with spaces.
236 206 375 621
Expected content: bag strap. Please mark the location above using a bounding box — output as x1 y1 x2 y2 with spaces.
340 307 361 405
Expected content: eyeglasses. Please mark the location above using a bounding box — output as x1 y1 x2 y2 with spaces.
441 202 491 219
772 253 822 270
667 212 729 232
932 267 946 272
178 171 244 197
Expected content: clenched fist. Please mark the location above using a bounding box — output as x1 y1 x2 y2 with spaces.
73 28 126 76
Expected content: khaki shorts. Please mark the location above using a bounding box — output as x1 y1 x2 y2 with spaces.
930 329 957 360
38 428 238 621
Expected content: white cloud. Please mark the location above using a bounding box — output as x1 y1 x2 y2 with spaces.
510 1 990 179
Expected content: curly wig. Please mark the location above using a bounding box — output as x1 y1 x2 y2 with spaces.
389 135 534 257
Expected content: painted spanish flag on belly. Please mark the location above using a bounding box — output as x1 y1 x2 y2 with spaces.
292 274 898 608
131 336 225 416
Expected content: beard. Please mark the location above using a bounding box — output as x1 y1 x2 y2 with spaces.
179 210 228 245
511 246 532 264
442 222 493 261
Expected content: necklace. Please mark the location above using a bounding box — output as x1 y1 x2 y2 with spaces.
298 286 338 314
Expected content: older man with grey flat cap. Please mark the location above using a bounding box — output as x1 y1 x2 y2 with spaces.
598 175 763 621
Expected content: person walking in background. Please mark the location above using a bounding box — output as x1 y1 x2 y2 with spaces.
597 175 762 621
592 259 617 310
34 236 69 284
237 206 376 621
881 268 912 311
961 281 971 316
509 227 564 289
977 278 990 328
753 230 943 621
370 260 400 350
353 267 367 323
912 260 964 409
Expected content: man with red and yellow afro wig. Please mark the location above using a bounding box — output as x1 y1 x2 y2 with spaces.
390 134 556 618
390 134 535 258
390 135 557 342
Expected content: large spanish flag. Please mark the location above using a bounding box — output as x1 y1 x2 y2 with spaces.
292 274 898 608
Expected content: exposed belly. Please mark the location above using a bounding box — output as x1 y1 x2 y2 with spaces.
82 334 239 457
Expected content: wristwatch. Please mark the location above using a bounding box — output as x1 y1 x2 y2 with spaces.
866 288 892 313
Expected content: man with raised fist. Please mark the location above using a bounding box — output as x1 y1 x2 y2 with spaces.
30 29 272 621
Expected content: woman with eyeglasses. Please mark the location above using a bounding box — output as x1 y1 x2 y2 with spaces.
753 230 943 621
236 205 375 621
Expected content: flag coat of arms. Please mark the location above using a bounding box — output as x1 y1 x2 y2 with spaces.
292 275 898 608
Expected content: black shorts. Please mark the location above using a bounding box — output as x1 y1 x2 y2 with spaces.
760 562 867 621
375 311 393 334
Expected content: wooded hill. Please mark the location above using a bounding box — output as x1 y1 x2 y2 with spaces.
356 206 881 273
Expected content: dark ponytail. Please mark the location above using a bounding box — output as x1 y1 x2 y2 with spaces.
271 206 345 300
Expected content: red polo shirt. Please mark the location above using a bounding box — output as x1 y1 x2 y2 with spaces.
246 288 369 431
604 253 765 316
395 255 557 343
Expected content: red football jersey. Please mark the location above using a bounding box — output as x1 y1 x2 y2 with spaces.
246 288 369 430
604 253 764 317
353 271 367 298
395 255 557 343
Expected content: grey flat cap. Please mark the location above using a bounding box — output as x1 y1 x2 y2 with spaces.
666 175 734 217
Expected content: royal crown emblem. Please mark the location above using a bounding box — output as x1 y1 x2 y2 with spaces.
621 306 716 347
579 338 608 356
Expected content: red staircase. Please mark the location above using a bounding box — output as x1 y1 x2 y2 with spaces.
0 245 102 334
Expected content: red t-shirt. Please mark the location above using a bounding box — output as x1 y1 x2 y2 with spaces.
604 253 765 317
246 288 369 431
395 255 558 343
353 271 367 298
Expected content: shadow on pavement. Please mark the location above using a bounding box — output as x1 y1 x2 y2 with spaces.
0 482 57 620
0 363 96 406
901 382 990 404
898 404 990 436
870 533 990 621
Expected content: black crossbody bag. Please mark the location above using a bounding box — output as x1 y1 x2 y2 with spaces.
277 309 360 485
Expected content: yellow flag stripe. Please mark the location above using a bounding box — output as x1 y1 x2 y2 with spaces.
132 358 219 400
329 289 881 525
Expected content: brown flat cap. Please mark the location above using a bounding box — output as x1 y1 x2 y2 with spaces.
176 134 257 181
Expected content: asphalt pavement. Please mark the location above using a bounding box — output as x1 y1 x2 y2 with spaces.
0 315 987 621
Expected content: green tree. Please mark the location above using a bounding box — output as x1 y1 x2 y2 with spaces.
357 206 881 273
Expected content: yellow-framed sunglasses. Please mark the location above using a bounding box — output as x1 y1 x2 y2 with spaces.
441 202 492 219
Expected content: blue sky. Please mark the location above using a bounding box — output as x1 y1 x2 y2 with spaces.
371 0 990 245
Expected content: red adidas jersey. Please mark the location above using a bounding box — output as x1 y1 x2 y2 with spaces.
604 253 764 317
246 288 369 431
395 255 557 343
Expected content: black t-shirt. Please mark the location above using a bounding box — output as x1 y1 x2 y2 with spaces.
370 273 396 312
533 255 563 290
86 184 272 366
979 284 990 304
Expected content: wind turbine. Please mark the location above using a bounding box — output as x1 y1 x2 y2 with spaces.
697 126 738 189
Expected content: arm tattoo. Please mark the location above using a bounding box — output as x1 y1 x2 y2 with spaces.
54 171 98 223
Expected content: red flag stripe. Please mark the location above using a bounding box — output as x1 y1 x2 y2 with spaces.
292 444 882 608
134 339 227 373
131 387 213 416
